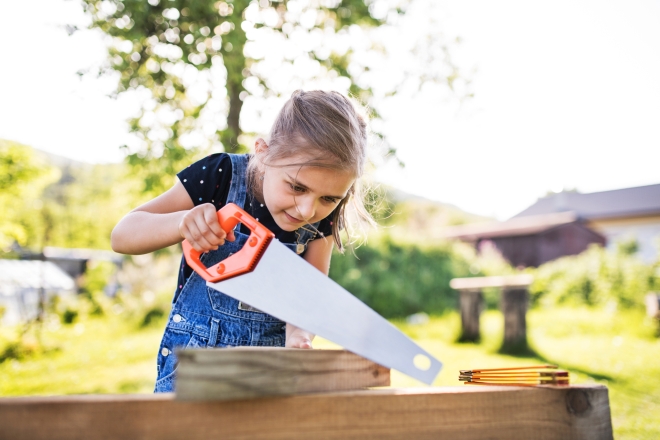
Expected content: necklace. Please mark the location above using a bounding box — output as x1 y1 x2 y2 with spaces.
294 225 318 254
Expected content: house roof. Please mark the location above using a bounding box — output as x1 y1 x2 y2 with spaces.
43 246 123 263
0 260 76 293
442 211 582 241
511 183 660 220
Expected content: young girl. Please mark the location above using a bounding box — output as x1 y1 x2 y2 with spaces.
111 90 373 392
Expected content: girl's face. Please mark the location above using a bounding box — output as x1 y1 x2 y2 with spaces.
257 141 355 232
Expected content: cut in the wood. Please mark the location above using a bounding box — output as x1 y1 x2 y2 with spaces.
175 347 390 400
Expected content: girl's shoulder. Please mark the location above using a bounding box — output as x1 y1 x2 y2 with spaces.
180 152 232 171
178 152 253 176
177 153 235 206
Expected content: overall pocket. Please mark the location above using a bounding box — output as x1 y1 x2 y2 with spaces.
209 309 286 347
154 328 207 393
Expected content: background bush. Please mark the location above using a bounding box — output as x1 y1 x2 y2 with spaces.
329 235 475 318
529 244 660 309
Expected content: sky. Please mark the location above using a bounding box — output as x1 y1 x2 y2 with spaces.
1 0 659 219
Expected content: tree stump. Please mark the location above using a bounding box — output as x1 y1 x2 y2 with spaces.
501 288 528 352
459 290 483 342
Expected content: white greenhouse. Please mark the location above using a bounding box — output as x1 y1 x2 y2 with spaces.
0 259 76 325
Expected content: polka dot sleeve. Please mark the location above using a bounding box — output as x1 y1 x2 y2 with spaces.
177 153 233 208
315 215 335 238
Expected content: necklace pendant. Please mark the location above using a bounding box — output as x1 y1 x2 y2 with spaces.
296 243 305 254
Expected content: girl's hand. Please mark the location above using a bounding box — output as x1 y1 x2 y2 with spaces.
286 324 314 349
178 203 235 252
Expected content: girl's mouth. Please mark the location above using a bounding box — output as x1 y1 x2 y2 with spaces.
284 211 303 223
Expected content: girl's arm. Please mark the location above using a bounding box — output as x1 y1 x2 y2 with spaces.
285 236 334 349
111 180 233 255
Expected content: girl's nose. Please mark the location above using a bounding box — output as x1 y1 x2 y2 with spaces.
295 196 316 221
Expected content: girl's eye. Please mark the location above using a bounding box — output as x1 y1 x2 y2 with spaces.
322 196 339 204
289 183 305 193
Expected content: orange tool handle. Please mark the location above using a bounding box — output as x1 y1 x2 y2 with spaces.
182 203 274 282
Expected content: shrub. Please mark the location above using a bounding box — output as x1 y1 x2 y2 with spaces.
329 236 474 318
140 307 166 328
61 308 79 325
529 245 659 309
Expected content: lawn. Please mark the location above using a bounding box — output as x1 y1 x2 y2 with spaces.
1 305 659 439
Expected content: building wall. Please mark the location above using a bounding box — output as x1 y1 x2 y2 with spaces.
481 223 606 268
483 235 542 268
587 215 660 262
538 223 606 265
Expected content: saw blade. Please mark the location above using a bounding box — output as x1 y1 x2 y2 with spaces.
207 239 442 385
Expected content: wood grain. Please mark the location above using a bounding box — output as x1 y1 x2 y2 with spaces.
175 348 390 400
0 385 612 440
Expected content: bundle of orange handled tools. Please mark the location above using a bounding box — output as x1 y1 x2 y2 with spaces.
459 365 570 387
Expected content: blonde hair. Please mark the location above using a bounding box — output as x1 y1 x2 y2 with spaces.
248 90 374 252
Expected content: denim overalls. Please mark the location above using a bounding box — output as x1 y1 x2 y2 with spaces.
154 154 319 393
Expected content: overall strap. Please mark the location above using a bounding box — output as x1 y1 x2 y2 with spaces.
225 153 320 255
226 154 250 230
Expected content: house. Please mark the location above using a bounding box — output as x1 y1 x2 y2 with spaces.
443 212 606 267
0 259 76 325
512 184 660 262
445 183 660 267
20 246 123 295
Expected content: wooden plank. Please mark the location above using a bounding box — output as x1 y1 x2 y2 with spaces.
0 385 612 440
175 348 390 400
450 275 533 291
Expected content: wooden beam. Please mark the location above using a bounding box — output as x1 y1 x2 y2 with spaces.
0 385 612 440
450 275 534 291
175 348 390 400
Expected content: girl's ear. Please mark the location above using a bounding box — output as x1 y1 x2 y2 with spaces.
254 138 268 155
254 138 269 175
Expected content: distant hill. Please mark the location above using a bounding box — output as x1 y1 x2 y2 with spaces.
35 149 89 170
371 185 491 240
13 142 488 239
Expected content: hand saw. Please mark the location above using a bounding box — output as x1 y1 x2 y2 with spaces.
182 203 442 385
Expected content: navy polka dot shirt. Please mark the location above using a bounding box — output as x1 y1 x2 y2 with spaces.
173 153 334 300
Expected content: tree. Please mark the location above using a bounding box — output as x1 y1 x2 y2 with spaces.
80 0 465 194
0 140 59 251
0 140 147 252
39 162 145 250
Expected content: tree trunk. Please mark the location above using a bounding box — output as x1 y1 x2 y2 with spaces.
222 81 244 153
220 11 247 154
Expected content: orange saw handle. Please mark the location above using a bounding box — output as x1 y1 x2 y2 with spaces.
182 203 274 282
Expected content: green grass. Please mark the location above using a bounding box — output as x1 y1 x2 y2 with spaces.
1 306 659 439
0 313 162 395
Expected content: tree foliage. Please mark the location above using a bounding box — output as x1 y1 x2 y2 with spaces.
79 0 462 195
79 0 392 194
0 141 145 252
38 162 145 250
0 140 59 250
